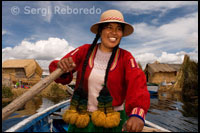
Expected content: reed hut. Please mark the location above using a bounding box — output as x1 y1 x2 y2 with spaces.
144 61 181 84
2 59 43 87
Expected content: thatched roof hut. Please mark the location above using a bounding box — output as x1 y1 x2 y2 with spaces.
2 59 43 86
144 61 181 84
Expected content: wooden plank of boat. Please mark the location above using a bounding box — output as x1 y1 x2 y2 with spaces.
66 85 74 95
5 99 171 132
2 68 64 120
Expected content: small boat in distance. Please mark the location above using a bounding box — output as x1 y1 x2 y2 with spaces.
147 83 159 95
161 80 173 86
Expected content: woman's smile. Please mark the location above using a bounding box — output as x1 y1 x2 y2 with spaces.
108 37 117 42
100 23 123 52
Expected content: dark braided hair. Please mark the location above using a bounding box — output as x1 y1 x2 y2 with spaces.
75 33 101 112
78 23 111 88
78 33 100 88
104 44 119 87
99 44 119 97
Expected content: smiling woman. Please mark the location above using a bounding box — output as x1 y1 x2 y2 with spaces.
3 1 198 132
49 9 150 132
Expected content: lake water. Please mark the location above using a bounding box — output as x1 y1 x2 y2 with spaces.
146 91 198 132
2 92 198 132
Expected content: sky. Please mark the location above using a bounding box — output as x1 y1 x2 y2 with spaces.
2 1 198 70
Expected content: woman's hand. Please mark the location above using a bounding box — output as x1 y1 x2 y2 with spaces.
57 57 76 73
122 116 144 132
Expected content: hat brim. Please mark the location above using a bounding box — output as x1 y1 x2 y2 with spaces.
90 20 134 37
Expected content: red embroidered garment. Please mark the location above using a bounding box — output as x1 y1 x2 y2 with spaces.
49 44 150 119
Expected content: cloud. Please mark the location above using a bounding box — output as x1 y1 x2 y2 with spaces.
134 52 183 69
126 11 198 56
2 37 197 71
129 11 198 69
2 37 75 69
2 1 198 71
135 50 198 70
157 52 184 64
110 1 198 15
135 53 158 69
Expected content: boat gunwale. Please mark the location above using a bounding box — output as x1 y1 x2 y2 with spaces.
5 99 71 132
145 120 171 132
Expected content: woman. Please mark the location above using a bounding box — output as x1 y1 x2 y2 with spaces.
49 9 150 132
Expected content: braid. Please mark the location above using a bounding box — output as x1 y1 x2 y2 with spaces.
104 44 119 87
79 33 100 88
93 44 121 128
76 33 100 112
63 33 101 128
98 44 119 98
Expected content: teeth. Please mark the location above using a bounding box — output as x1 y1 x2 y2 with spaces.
109 38 116 42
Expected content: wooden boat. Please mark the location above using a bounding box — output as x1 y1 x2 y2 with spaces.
5 99 171 132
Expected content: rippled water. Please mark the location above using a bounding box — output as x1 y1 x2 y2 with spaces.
2 92 198 132
2 97 61 132
146 91 198 132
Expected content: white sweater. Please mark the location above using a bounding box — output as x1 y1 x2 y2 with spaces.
87 46 124 112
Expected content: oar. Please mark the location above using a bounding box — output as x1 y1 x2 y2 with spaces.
2 68 64 120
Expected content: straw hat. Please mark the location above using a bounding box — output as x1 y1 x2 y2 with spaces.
90 9 134 37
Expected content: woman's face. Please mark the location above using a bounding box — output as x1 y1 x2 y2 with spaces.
100 23 123 52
